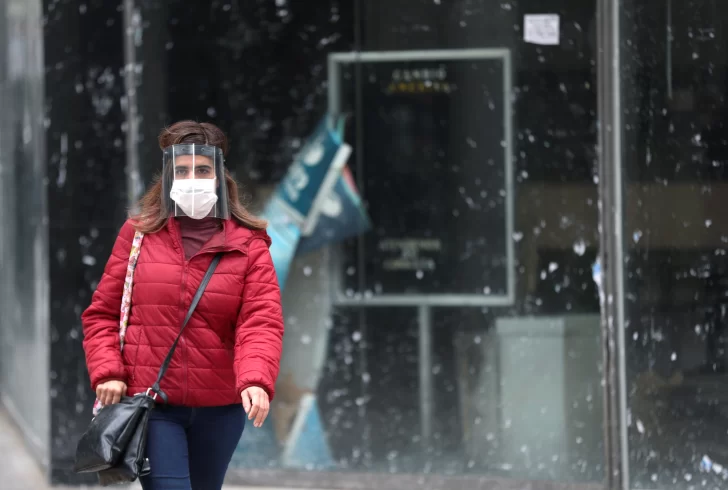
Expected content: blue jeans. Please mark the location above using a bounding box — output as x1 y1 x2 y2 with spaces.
139 404 245 490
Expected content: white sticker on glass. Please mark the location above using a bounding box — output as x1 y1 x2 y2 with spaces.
524 14 560 46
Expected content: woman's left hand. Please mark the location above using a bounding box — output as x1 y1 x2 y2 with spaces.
241 387 270 428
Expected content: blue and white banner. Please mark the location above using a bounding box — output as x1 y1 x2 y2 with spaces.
237 115 371 470
261 115 370 289
297 165 370 254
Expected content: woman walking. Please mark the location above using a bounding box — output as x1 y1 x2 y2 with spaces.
81 120 284 490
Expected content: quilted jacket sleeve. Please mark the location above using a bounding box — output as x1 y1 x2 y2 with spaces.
234 236 284 400
81 220 135 390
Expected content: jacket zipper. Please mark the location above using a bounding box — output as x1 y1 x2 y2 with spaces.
180 262 189 406
169 219 191 406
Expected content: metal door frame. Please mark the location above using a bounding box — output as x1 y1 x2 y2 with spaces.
596 1 629 489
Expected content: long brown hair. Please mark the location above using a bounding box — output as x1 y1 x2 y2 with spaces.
131 120 267 234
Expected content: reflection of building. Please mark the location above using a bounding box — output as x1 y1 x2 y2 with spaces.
2 0 728 489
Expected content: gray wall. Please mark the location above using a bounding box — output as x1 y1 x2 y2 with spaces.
0 0 49 469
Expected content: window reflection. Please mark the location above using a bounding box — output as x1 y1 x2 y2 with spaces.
622 1 728 488
326 0 603 482
137 0 605 484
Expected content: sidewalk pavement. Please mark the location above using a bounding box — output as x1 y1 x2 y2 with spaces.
0 404 318 490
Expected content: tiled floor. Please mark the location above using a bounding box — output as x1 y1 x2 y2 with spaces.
0 404 319 490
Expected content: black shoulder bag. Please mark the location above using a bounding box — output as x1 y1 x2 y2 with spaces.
73 253 223 486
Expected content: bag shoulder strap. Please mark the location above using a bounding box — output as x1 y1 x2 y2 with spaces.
119 231 145 349
93 230 145 416
149 253 223 403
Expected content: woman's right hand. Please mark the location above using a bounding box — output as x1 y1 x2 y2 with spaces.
96 380 128 406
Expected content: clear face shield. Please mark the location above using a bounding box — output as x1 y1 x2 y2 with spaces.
161 144 230 220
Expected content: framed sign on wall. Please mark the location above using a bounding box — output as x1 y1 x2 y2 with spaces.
328 49 515 307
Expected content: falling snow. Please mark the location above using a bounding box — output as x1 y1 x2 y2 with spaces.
0 1 723 488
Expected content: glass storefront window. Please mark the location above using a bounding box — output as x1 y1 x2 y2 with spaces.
275 1 605 484
133 0 606 487
324 40 604 481
621 1 728 488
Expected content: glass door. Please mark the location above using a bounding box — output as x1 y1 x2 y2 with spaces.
616 1 728 488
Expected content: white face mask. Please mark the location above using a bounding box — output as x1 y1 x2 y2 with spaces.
169 179 218 219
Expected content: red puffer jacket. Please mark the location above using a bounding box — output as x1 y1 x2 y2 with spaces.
81 218 284 407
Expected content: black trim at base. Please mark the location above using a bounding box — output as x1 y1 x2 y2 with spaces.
225 468 605 490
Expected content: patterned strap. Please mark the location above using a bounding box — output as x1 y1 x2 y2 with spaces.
92 230 144 416
119 230 145 350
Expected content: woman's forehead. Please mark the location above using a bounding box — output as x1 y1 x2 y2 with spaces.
173 154 214 165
